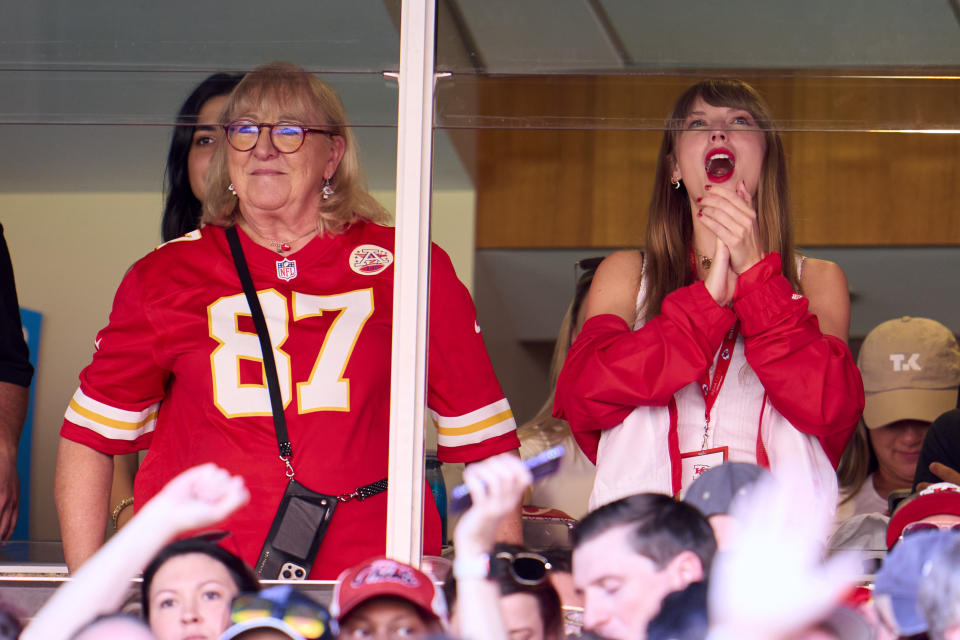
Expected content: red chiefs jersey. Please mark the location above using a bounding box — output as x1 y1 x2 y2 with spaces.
61 221 518 578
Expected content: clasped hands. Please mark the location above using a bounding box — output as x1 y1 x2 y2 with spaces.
697 180 765 307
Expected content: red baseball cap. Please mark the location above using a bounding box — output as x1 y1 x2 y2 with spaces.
886 482 960 549
330 557 447 625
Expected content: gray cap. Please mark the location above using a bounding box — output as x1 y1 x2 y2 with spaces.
683 462 770 517
828 512 889 576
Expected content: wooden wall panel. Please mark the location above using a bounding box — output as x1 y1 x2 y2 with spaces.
454 74 960 248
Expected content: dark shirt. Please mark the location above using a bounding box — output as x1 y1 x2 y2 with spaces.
0 224 32 388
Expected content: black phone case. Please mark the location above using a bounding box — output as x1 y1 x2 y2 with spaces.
256 479 338 580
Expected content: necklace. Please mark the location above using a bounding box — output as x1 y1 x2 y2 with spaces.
240 217 319 254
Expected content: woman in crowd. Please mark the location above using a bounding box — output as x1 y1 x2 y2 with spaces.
518 264 597 519
141 538 259 640
56 61 519 579
555 79 863 507
24 464 249 640
161 72 244 242
444 542 564 640
836 316 960 522
112 72 244 531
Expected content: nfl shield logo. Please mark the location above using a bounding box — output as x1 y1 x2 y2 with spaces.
276 259 297 281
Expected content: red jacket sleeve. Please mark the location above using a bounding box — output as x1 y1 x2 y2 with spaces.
554 281 736 462
733 253 864 468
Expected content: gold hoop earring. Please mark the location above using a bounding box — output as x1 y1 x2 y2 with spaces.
671 177 681 190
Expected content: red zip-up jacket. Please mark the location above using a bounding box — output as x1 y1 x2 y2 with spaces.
553 252 864 469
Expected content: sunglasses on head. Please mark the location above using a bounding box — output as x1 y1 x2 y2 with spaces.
899 521 960 541
493 551 552 586
230 594 329 639
574 257 603 285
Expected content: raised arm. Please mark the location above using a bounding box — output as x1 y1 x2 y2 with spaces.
733 254 863 466
27 463 248 640
554 250 737 461
453 453 533 640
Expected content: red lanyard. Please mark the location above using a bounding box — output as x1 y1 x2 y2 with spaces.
697 322 739 450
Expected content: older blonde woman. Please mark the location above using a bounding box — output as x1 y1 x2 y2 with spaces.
56 61 519 579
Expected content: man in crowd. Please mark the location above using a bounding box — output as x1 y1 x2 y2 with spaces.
571 493 716 640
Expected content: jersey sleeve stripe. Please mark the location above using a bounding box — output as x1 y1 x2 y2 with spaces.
64 388 159 440
430 398 512 429
434 409 514 436
432 398 517 448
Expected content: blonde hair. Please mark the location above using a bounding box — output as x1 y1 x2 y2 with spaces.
643 79 798 323
836 421 876 504
203 61 390 232
518 269 595 448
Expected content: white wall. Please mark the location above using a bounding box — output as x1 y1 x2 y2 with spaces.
3 193 162 539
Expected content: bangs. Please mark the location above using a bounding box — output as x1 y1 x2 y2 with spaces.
223 63 336 129
668 79 774 131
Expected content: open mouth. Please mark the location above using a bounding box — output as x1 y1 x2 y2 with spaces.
704 148 735 183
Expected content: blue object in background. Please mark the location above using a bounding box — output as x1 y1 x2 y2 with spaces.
425 452 447 545
14 308 41 541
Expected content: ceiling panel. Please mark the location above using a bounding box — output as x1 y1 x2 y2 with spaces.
452 0 622 73
602 0 960 68
0 0 401 72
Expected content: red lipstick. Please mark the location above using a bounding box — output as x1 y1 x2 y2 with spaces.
705 147 735 183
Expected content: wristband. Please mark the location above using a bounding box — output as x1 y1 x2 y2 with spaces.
452 553 490 580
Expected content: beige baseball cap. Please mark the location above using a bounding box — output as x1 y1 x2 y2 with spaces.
858 317 960 429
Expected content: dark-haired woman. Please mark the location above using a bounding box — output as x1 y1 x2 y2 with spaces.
161 72 244 242
554 79 863 509
142 538 259 640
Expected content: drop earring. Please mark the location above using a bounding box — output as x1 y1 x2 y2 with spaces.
228 183 237 196
321 178 335 201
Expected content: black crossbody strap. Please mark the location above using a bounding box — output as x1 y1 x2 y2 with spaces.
225 226 293 459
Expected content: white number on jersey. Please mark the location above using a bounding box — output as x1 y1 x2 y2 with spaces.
208 289 373 417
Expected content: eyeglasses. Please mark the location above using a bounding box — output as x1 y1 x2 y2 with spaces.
230 594 330 639
225 120 336 154
493 551 552 586
900 521 960 540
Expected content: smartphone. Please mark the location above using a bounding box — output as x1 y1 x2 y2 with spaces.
448 445 565 513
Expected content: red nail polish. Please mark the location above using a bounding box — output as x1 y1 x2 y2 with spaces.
697 210 703 217
696 197 702 203
704 185 711 191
